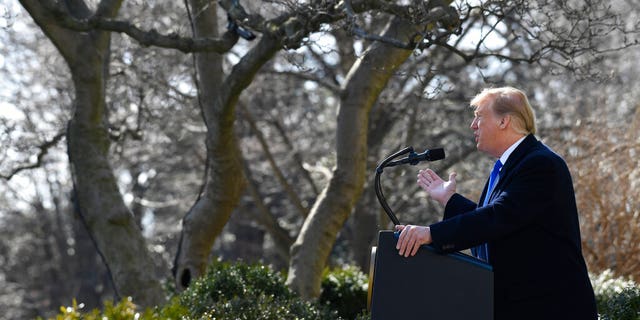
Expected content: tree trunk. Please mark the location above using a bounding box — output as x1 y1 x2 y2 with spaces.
64 33 166 310
173 0 282 289
66 92 165 308
286 17 422 299
351 185 384 271
19 0 165 307
173 0 236 290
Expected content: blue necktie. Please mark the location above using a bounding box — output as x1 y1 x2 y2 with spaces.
483 160 503 206
473 160 503 261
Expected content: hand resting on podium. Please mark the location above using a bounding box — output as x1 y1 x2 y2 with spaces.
395 224 432 258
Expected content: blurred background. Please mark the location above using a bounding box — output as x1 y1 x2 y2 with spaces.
1 0 639 318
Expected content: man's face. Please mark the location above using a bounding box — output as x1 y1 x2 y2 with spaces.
470 100 502 157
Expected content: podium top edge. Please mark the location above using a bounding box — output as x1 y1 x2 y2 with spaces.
377 230 494 272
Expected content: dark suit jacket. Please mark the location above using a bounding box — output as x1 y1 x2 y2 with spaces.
429 134 597 320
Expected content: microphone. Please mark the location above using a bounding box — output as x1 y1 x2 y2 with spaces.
386 148 445 167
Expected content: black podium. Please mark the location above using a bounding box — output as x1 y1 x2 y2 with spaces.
369 231 494 320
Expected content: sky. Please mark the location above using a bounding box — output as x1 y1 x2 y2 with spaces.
1 1 26 121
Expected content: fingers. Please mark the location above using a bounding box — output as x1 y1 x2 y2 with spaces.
418 169 457 184
396 226 406 252
396 225 433 257
417 170 436 189
410 240 421 257
426 169 441 182
417 169 445 192
396 225 422 257
416 174 428 190
396 225 411 256
417 169 442 183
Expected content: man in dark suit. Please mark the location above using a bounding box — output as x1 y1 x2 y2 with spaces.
395 87 598 319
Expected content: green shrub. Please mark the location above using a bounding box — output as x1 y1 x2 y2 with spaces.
47 261 375 320
320 265 369 320
42 297 176 320
591 270 640 320
599 286 640 320
179 260 338 319
51 266 640 320
179 260 291 316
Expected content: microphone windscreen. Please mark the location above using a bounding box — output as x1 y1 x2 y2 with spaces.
429 148 445 161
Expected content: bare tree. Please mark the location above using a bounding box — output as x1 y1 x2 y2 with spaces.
7 0 639 308
11 0 462 302
18 0 166 306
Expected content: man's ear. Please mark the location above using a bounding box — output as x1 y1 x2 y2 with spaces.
499 115 510 129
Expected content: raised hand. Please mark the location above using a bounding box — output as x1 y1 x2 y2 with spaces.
417 169 457 206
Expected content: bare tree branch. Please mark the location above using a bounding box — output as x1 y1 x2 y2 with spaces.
18 0 81 59
263 70 340 93
240 157 295 262
43 4 240 53
267 115 321 197
38 0 462 54
239 103 309 218
343 0 461 50
1 132 65 180
305 44 341 87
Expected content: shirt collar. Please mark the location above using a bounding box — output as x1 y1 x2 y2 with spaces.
499 135 527 167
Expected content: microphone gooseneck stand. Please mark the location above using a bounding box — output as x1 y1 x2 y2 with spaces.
374 147 413 226
374 146 445 226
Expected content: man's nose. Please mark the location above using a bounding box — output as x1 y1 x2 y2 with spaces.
470 118 478 129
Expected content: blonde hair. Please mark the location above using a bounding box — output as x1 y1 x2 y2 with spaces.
471 87 537 135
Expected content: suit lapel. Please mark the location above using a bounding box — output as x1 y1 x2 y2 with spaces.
498 134 537 177
486 134 539 203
